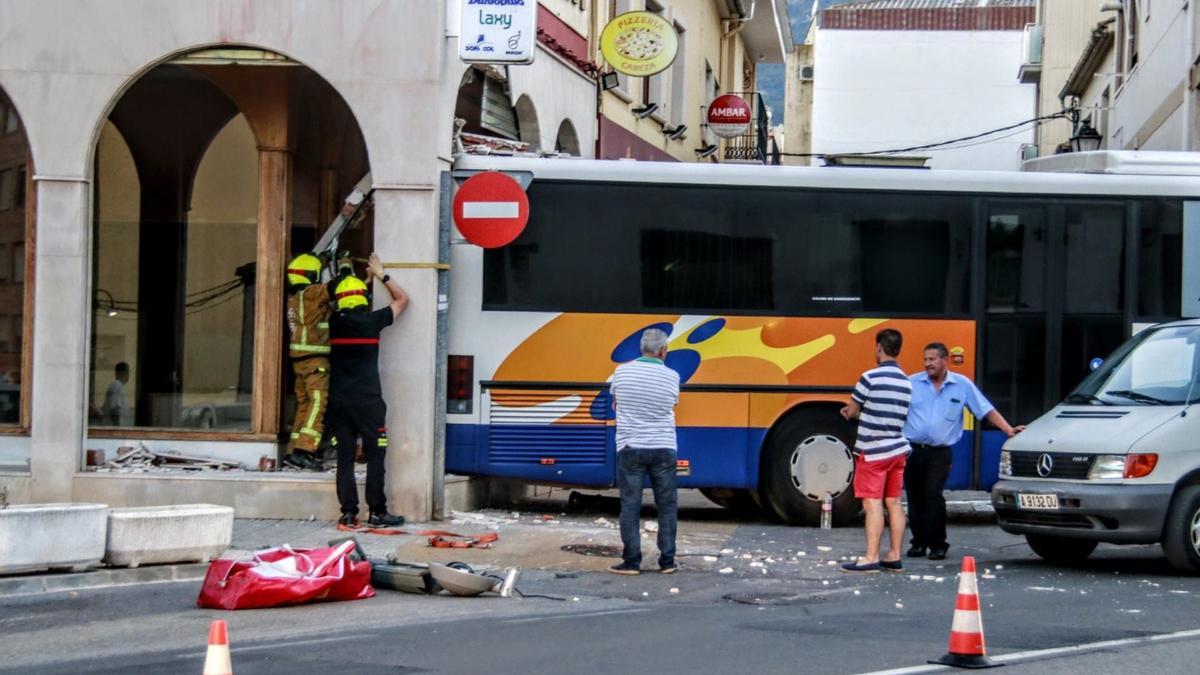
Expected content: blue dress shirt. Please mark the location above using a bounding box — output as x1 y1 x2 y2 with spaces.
902 371 995 447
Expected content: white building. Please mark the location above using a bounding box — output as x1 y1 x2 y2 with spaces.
810 0 1038 170
1055 0 1200 153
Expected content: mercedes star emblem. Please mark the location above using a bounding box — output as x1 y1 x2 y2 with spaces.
1037 453 1054 478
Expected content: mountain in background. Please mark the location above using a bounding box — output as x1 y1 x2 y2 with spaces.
759 0 854 125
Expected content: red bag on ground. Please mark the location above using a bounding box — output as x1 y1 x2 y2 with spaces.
197 541 375 610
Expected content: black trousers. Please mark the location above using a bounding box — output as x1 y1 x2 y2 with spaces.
327 396 388 516
904 444 953 550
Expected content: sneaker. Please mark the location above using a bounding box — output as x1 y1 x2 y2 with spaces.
338 513 360 528
660 563 678 575
928 547 949 561
608 561 641 576
367 512 406 528
906 545 928 558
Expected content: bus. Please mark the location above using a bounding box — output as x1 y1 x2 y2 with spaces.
444 152 1198 525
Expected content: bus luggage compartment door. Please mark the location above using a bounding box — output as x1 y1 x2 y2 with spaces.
483 388 613 486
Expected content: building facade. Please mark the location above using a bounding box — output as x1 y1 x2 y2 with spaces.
1035 0 1200 154
594 0 790 163
809 0 1038 170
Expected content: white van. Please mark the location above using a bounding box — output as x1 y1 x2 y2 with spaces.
992 320 1200 573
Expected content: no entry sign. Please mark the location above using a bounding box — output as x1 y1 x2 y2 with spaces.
707 95 752 138
452 172 530 248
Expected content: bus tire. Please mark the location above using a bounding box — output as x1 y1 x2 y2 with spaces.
1161 485 1200 574
1025 534 1098 564
700 488 764 514
761 408 859 526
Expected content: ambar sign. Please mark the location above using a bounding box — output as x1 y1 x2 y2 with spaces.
707 95 752 138
600 11 679 77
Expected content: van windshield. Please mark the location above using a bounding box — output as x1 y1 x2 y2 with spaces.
1068 325 1200 406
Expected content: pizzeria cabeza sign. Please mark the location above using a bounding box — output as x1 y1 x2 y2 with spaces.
600 11 679 77
460 0 537 65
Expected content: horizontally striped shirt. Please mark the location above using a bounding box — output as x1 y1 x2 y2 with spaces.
611 357 680 451
851 360 913 461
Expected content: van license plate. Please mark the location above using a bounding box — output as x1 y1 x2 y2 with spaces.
1017 493 1059 510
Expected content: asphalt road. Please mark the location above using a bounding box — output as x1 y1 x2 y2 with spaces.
4 508 1200 674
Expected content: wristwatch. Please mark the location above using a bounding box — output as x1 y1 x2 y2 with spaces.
381 274 391 283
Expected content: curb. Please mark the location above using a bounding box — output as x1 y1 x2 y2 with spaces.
0 563 208 599
945 500 996 524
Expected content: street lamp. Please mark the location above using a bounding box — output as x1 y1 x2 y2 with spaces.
1069 119 1102 153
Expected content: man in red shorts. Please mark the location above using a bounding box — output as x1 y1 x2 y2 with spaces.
839 329 912 573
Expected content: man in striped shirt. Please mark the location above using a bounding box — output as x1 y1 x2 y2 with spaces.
608 328 682 575
839 328 913 573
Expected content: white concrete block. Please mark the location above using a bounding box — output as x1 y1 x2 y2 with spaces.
0 503 108 574
104 504 234 568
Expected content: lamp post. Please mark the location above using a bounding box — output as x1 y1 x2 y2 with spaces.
1069 119 1102 153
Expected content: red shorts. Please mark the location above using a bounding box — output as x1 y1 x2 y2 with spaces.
853 453 907 499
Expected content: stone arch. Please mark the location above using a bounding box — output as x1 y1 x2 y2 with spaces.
0 86 33 432
554 119 581 156
90 46 372 435
514 94 541 151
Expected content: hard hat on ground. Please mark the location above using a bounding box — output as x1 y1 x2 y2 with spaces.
334 275 369 311
287 253 322 288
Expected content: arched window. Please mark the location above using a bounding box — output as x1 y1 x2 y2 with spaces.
0 89 32 438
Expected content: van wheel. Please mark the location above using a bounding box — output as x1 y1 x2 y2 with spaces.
1161 485 1200 574
1025 534 1098 563
761 408 859 526
700 488 765 514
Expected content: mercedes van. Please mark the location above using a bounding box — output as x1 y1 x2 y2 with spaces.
992 320 1200 573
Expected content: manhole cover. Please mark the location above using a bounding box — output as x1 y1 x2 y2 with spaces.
724 592 828 606
561 544 623 558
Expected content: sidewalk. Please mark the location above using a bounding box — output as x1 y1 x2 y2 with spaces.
0 488 995 598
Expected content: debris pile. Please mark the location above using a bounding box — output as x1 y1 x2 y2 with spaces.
99 444 243 472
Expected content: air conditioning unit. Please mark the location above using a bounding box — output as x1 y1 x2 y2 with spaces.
800 65 814 81
1018 23 1043 84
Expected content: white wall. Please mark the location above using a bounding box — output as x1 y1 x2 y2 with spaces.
508 46 597 157
812 29 1036 170
1111 0 1193 150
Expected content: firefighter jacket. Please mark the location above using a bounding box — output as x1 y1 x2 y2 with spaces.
287 283 332 359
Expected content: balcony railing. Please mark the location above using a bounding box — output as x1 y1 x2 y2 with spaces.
722 92 772 165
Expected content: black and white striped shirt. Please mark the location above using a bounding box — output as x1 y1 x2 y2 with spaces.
611 357 680 450
851 360 913 462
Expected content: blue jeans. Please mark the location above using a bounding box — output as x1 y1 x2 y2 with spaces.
617 447 678 568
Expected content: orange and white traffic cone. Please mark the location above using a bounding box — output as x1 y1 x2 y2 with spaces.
929 556 999 669
203 619 233 675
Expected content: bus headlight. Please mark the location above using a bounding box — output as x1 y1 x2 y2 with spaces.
1088 455 1126 479
999 450 1012 476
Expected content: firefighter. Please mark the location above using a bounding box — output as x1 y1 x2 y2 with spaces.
327 252 409 527
283 253 331 472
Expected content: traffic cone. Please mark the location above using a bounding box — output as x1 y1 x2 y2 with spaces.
929 556 1000 669
203 619 233 675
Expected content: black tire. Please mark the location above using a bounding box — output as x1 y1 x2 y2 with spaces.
761 407 859 526
1025 534 1098 563
699 488 764 514
1161 485 1200 574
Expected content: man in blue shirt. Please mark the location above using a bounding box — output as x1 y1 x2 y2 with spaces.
903 342 1024 560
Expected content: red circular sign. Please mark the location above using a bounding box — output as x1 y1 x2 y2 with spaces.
707 95 752 138
452 172 530 249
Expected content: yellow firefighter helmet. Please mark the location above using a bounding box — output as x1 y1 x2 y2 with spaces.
334 274 369 311
287 253 322 289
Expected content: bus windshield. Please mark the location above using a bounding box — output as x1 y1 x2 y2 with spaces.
1068 325 1200 406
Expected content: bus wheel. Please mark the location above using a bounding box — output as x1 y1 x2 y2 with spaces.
700 488 765 514
762 408 859 526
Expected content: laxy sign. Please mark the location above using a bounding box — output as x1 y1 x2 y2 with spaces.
707 95 752 138
460 0 537 65
452 172 530 248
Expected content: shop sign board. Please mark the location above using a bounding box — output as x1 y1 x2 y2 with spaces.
600 11 678 77
460 0 537 65
707 95 753 138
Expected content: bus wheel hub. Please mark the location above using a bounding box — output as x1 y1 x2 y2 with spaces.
789 435 853 501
